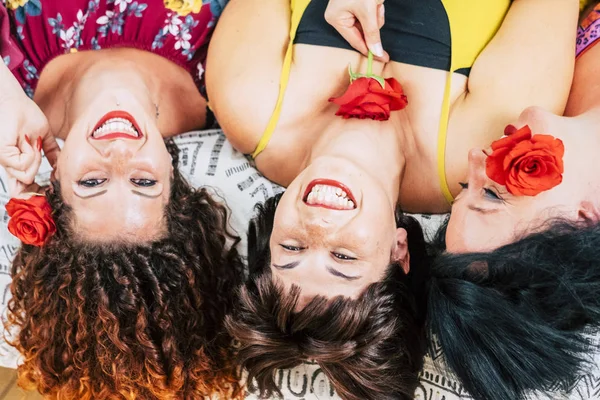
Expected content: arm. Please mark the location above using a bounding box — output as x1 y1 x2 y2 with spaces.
0 37 59 196
205 0 291 154
446 0 579 191
465 0 578 117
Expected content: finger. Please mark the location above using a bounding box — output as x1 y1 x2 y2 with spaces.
5 149 41 185
7 175 26 198
7 175 41 198
354 1 384 57
41 132 60 168
377 4 385 29
355 24 389 63
335 25 370 57
0 140 36 171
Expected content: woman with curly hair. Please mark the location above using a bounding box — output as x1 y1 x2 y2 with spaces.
0 0 244 398
6 141 245 399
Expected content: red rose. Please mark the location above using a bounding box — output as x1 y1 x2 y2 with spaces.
329 77 408 121
485 125 565 196
6 196 56 246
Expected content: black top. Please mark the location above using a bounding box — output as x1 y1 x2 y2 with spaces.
294 0 471 76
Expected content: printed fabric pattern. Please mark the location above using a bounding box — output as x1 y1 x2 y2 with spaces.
577 2 600 59
0 0 228 97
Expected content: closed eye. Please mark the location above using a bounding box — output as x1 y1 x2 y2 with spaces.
483 188 503 201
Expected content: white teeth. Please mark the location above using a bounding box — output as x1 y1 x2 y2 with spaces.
305 184 355 210
92 117 139 138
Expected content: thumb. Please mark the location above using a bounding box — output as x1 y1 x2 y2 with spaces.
41 132 60 169
356 4 384 57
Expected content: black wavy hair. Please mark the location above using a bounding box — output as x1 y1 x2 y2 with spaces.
427 218 600 400
225 193 432 400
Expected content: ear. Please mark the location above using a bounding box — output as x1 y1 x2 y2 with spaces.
578 201 600 225
392 228 410 274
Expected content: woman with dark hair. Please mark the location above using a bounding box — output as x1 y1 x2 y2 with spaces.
424 3 600 399
227 193 431 400
208 0 579 398
0 0 245 398
207 0 578 302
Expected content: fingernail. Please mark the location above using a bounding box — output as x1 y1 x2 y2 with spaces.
24 135 31 146
371 43 384 58
379 4 385 19
36 137 42 151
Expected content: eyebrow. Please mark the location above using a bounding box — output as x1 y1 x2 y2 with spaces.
468 204 499 215
272 262 361 281
131 189 162 198
74 190 107 199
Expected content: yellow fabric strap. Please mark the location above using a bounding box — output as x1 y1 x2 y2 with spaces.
437 0 510 204
251 0 311 158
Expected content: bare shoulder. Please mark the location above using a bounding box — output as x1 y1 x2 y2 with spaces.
206 0 292 154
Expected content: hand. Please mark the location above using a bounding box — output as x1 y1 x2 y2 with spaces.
325 0 389 62
0 93 60 197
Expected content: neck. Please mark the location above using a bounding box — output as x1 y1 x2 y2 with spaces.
34 49 206 139
305 117 410 203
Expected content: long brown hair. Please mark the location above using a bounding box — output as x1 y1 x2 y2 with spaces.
6 141 244 399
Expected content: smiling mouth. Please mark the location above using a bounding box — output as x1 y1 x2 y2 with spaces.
303 179 356 210
91 111 143 140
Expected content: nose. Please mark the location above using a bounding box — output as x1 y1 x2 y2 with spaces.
90 138 142 159
467 148 488 191
300 206 350 235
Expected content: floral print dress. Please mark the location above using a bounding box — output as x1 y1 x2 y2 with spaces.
0 0 227 97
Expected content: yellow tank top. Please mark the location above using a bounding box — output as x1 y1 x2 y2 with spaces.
251 0 510 204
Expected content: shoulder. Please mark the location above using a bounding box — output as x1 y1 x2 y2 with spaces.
205 0 293 154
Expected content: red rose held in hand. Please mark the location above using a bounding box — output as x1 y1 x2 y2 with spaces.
485 125 565 196
329 77 408 121
6 196 56 246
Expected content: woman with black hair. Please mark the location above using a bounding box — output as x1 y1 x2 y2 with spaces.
425 3 600 399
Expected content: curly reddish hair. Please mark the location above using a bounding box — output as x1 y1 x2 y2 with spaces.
6 141 244 399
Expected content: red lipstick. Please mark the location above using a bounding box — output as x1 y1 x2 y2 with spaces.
91 111 143 140
303 178 357 209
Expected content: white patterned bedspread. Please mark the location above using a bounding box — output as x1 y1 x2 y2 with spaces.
0 130 598 399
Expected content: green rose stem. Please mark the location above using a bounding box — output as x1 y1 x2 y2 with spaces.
348 51 385 88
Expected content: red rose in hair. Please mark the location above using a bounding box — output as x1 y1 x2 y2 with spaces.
6 196 56 246
329 77 408 121
485 125 565 196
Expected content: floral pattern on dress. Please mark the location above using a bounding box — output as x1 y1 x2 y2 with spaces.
6 0 41 24
1 0 226 97
152 12 198 60
163 0 201 16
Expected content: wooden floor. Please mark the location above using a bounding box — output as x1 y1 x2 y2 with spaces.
0 368 42 400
